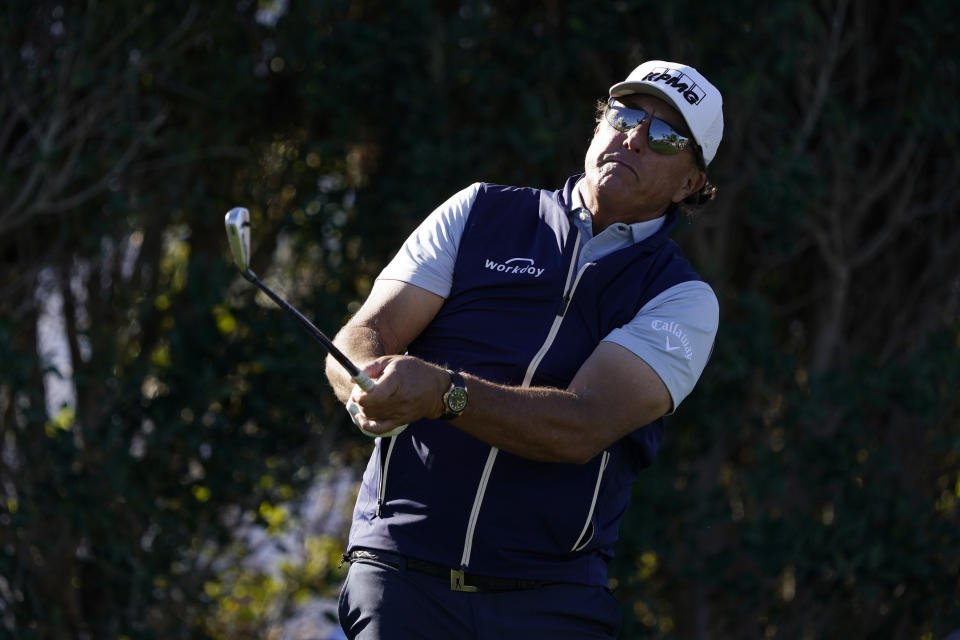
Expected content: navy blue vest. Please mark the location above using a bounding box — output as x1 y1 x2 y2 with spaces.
348 175 703 586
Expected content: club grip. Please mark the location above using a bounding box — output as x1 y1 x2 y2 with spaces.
352 371 376 392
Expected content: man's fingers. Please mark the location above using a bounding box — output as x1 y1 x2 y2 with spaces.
347 402 407 438
352 355 444 424
361 418 405 434
361 358 388 378
362 354 403 379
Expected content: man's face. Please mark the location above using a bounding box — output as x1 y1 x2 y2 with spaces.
583 93 705 225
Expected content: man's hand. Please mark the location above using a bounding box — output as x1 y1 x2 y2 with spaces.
348 355 449 435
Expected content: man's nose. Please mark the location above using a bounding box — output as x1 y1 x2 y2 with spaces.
621 121 649 154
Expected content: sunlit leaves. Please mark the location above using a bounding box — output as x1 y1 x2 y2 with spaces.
212 305 238 335
258 502 290 534
202 528 347 639
160 225 191 293
44 405 75 437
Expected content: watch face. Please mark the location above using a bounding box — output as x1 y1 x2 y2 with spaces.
447 388 468 414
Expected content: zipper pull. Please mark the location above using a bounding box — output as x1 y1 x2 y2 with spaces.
558 293 572 317
376 498 383 518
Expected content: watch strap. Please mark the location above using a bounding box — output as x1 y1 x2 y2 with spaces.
440 369 468 420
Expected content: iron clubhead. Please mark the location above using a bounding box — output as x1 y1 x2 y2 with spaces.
224 207 251 273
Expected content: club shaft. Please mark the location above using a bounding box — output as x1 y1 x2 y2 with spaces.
244 270 370 387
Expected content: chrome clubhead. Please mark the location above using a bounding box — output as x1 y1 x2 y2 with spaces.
224 207 251 274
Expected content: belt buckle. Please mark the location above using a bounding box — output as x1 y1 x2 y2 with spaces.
450 568 477 592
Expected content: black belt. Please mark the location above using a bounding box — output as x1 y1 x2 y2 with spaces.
344 549 555 592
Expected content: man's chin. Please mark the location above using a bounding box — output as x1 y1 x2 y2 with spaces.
598 160 639 182
594 169 635 195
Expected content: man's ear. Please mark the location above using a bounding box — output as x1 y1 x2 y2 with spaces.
672 168 707 203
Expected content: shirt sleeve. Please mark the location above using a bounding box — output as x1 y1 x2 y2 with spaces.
376 183 480 297
603 280 719 412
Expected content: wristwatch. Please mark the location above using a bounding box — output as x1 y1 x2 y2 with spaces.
440 369 468 420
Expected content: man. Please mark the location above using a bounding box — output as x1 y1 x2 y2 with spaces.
325 59 723 639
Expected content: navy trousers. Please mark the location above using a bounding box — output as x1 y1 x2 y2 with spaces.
338 556 622 639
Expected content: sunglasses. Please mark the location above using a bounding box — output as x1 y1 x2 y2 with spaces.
604 98 697 158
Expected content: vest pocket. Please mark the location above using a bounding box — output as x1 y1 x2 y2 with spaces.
570 451 611 552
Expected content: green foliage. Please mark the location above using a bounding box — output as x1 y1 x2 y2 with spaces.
1 0 958 638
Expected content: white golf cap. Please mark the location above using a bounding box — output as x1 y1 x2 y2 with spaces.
609 60 724 166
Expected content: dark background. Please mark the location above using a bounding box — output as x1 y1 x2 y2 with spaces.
1 1 958 638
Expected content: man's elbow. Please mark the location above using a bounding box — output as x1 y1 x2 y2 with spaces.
550 404 667 465
543 438 608 465
567 448 604 466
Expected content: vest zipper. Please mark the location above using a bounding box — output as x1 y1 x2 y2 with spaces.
375 436 398 517
559 293 573 317
459 233 589 568
524 254 593 378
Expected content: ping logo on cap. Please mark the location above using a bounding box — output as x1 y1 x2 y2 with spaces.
642 67 705 106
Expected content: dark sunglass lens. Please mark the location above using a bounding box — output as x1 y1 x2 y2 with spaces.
605 107 630 132
647 119 688 155
606 101 649 132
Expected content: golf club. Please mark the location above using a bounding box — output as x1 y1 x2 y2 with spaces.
225 207 407 437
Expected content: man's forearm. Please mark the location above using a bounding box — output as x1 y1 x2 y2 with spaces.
325 279 446 404
453 375 597 463
325 324 386 403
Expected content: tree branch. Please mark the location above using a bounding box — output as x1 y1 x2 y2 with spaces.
792 0 850 154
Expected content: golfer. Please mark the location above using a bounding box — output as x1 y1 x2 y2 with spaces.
326 59 723 639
